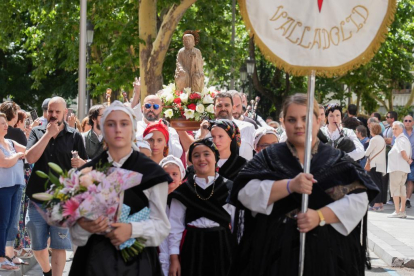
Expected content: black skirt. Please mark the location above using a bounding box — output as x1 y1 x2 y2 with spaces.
69 235 163 276
180 226 234 276
229 217 365 276
369 167 387 204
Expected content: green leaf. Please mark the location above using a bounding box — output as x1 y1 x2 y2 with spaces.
48 171 61 187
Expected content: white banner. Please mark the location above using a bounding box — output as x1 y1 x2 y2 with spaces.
239 0 396 77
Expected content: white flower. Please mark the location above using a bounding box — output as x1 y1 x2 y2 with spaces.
206 104 215 113
203 94 214 104
51 204 63 221
201 87 209 96
165 93 174 103
196 104 205 113
180 93 189 103
208 86 217 93
164 109 174 118
184 87 192 94
184 109 195 119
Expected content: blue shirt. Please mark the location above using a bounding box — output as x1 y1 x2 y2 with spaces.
403 129 414 158
0 139 25 188
358 137 369 168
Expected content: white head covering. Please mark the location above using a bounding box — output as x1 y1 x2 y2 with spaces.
254 127 279 149
159 155 185 180
100 100 139 151
136 138 151 152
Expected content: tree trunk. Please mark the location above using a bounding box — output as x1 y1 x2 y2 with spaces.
139 0 197 99
404 85 414 108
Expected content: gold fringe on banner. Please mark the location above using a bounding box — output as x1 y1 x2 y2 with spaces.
238 0 397 78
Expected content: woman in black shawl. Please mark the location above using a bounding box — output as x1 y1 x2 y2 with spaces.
168 138 235 276
185 119 246 182
229 94 379 276
69 101 172 276
209 119 246 181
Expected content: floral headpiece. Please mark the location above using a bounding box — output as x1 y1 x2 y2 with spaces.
208 119 241 154
188 138 220 163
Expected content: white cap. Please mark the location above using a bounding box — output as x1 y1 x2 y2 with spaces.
254 127 279 149
159 155 185 180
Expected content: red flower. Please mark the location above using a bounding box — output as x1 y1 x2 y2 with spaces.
189 93 201 100
174 98 181 104
211 92 216 98
188 103 196 111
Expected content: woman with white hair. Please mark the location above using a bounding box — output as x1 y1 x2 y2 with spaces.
69 101 172 276
387 121 412 219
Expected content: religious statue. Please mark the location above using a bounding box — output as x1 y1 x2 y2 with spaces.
174 30 205 93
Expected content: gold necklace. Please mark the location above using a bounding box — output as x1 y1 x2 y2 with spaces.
193 174 216 201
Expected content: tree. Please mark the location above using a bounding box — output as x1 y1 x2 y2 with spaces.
0 0 247 108
246 0 414 116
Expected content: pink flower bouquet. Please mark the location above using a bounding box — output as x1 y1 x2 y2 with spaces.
33 163 143 229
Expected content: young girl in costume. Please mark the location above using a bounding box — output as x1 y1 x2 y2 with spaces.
158 155 185 276
143 120 169 164
69 101 172 276
168 138 235 276
229 94 379 276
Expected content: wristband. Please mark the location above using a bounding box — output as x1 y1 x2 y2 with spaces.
287 179 292 194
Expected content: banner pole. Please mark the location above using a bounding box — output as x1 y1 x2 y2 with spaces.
298 70 316 276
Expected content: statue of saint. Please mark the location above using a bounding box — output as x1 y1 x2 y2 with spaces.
175 30 204 93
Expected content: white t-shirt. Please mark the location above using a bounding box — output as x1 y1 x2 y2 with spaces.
388 133 412 174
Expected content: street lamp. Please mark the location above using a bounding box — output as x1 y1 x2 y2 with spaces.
239 65 247 93
246 57 255 99
86 21 94 110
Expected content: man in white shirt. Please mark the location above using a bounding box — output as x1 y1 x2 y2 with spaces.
135 94 183 159
178 92 255 160
387 121 412 218
229 90 258 129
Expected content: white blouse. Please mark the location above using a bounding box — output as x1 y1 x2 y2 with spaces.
168 175 236 255
364 135 387 173
320 126 365 161
238 179 368 236
70 150 170 247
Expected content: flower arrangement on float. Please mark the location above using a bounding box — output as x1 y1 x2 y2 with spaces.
159 84 218 121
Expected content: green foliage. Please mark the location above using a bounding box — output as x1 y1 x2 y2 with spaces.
0 0 413 116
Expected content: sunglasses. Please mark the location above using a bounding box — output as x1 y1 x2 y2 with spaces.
405 120 412 123
144 103 160 110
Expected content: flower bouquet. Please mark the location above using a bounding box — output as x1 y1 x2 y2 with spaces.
33 162 147 262
159 84 218 130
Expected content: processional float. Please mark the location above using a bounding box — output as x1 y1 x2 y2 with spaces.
238 0 397 274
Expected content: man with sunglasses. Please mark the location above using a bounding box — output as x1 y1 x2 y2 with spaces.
136 94 183 159
403 115 414 208
384 111 397 145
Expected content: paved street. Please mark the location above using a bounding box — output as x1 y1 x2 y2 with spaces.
368 195 414 269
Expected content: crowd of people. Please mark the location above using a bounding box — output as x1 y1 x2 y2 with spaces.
0 81 412 275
